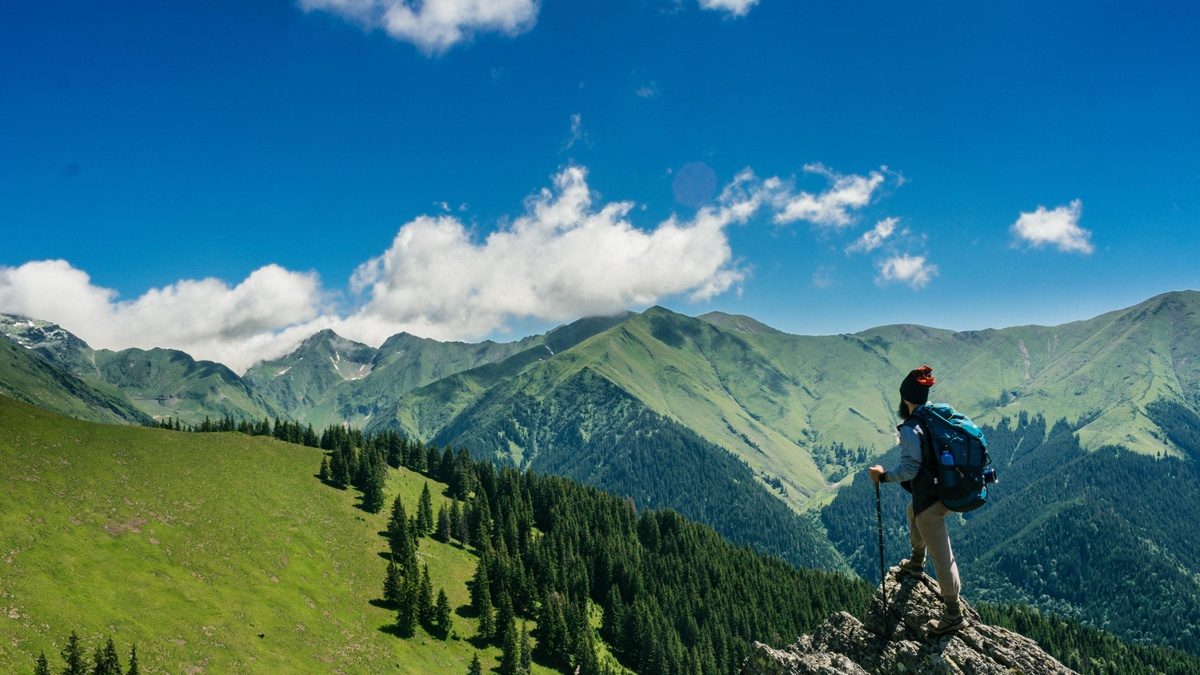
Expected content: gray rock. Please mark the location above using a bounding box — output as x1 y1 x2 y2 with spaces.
742 567 1077 675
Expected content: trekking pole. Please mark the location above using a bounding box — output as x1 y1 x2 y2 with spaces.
875 480 886 607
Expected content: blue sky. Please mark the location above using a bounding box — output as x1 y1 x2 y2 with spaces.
1 0 1198 370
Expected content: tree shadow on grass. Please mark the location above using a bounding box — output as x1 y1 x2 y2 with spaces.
369 598 395 611
377 623 407 639
465 634 492 651
455 604 476 619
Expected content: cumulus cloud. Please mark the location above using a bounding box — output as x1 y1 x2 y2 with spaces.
846 216 899 253
1 162 911 371
774 163 890 229
1010 199 1093 254
299 0 539 54
698 0 760 17
0 260 329 372
340 165 765 345
876 254 937 289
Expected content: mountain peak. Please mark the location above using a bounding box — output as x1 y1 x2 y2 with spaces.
698 311 784 335
741 568 1075 674
302 328 344 344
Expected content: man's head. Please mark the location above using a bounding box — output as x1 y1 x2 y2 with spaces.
898 365 935 417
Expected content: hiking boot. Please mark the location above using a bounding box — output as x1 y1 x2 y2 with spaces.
899 550 925 575
929 597 967 636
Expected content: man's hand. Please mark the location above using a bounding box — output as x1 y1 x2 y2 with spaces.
869 465 886 484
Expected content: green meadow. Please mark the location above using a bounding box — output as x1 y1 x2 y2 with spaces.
0 395 556 674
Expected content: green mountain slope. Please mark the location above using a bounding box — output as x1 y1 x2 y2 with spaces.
0 395 542 674
0 314 276 425
432 367 847 570
93 347 280 425
0 335 151 425
245 318 631 430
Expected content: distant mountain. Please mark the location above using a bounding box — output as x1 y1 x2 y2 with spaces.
93 347 280 425
0 328 150 425
373 292 1200 512
0 314 277 425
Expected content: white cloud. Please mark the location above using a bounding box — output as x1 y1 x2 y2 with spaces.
0 260 330 373
564 113 587 150
341 165 765 345
698 0 760 17
1 162 910 371
846 216 899 253
774 164 890 229
636 81 660 99
876 254 937 289
299 0 539 54
1011 199 1093 254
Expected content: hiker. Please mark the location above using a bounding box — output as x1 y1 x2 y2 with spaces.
868 365 965 635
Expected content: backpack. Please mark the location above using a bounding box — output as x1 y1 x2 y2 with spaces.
911 403 995 512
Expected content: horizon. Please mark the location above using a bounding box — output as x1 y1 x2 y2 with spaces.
5 287 1195 374
2 1 1197 371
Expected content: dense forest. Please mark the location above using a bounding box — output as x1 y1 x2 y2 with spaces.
980 603 1200 675
317 423 872 674
823 408 1200 654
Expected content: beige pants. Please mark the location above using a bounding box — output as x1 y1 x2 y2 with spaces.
907 501 961 601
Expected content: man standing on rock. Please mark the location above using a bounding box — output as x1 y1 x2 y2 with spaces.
868 365 965 635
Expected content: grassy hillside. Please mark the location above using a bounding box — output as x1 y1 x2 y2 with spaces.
94 347 279 425
0 395 548 674
0 336 151 425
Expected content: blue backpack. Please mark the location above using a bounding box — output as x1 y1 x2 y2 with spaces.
912 403 996 512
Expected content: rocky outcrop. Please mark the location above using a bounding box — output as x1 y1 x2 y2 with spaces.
742 567 1077 675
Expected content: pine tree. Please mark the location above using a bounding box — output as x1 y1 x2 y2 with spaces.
519 621 532 674
494 587 515 648
449 499 464 545
417 564 434 626
434 588 452 639
435 503 452 543
329 450 348 489
61 631 86 675
497 622 520 675
34 651 50 675
126 645 139 675
92 636 121 675
362 467 385 514
388 497 417 573
318 455 331 482
417 483 434 534
467 652 483 675
395 576 417 638
477 590 495 641
91 644 106 675
383 555 403 607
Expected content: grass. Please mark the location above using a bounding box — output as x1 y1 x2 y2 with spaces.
0 395 557 674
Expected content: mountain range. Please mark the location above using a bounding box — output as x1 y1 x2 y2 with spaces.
4 290 1200 653
7 290 1196 504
